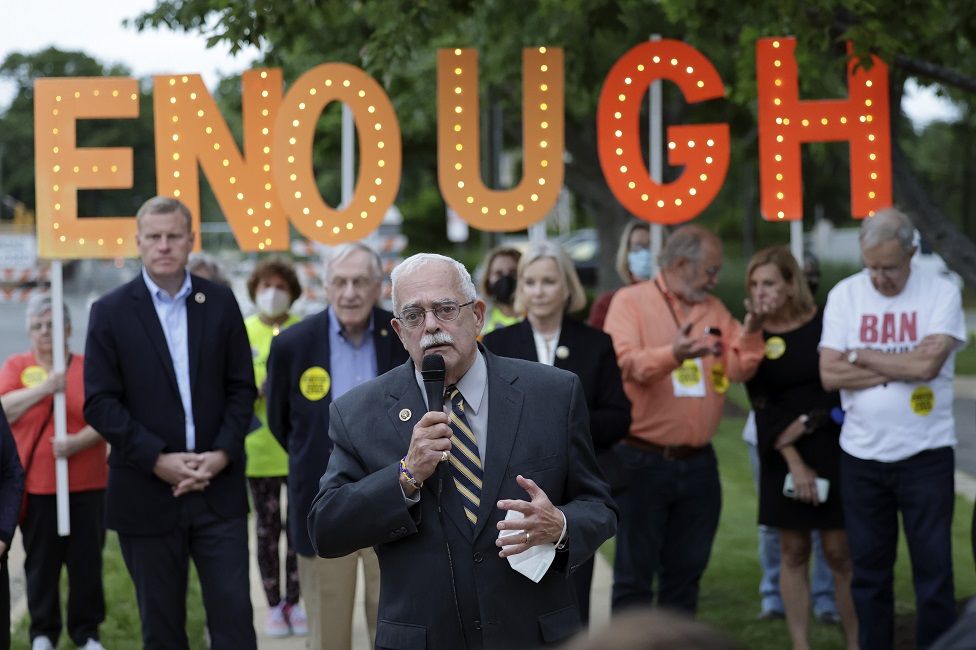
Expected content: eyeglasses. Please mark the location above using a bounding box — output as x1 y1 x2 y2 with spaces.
29 321 54 332
396 300 474 329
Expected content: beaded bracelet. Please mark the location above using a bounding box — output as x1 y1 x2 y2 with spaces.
399 456 422 489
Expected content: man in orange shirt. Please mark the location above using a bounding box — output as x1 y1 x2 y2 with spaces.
604 225 766 614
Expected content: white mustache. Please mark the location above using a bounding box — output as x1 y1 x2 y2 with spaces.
421 332 455 350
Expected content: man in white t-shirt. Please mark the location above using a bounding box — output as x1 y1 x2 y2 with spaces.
820 208 965 650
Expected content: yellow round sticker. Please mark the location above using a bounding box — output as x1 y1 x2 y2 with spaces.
910 386 934 416
711 362 730 394
20 365 47 388
765 336 786 360
299 366 331 401
675 359 701 387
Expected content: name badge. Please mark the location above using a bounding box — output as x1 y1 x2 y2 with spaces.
671 358 706 398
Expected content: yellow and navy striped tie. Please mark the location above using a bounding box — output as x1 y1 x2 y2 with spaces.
446 385 482 530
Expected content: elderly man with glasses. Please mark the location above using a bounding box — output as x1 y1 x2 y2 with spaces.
820 208 966 649
308 252 616 648
604 224 768 616
266 242 408 649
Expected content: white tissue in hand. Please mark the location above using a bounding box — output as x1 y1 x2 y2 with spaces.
498 509 556 583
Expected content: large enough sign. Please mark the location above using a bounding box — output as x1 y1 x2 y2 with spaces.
33 36 890 258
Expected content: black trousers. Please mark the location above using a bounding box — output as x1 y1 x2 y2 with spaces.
0 551 9 650
22 490 106 646
118 492 256 650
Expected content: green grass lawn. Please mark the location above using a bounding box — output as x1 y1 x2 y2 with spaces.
12 383 975 648
956 338 976 375
10 533 207 649
601 383 976 649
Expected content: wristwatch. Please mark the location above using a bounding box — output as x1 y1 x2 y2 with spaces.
847 350 859 365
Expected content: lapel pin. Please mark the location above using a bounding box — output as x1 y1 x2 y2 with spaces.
194 292 206 304
399 408 412 421
556 345 570 360
380 328 388 337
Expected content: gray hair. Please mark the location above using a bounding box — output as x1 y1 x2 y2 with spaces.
187 252 230 286
136 196 192 231
658 224 717 269
325 242 383 281
25 293 70 328
859 208 915 253
391 253 477 310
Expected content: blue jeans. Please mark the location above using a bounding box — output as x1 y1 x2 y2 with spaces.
747 442 838 616
611 443 721 615
841 448 956 650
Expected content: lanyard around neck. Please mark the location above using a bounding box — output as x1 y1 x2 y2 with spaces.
654 278 684 330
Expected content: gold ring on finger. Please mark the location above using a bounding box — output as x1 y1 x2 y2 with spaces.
441 450 449 462
524 532 530 544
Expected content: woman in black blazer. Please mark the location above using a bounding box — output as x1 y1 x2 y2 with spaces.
483 240 631 625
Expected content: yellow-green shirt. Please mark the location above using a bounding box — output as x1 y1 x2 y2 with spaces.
245 312 300 477
481 305 520 335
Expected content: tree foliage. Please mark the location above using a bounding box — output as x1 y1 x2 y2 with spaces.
122 1 976 284
0 48 157 218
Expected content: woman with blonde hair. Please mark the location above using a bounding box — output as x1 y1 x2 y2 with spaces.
483 240 631 624
743 246 857 650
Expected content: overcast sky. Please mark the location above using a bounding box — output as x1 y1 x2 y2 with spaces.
0 0 258 108
0 0 961 128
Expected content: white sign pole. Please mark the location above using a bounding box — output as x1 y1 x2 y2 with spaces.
50 260 70 536
342 105 354 207
649 34 663 273
790 219 804 265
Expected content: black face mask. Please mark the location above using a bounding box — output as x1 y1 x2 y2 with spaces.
489 274 517 306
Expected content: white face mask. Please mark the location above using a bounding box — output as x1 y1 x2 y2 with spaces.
256 287 291 318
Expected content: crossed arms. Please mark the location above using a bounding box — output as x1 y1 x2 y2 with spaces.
820 333 957 391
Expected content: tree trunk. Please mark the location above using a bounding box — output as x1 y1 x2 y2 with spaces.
887 72 976 285
892 140 976 285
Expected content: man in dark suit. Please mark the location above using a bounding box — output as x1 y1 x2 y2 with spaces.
309 253 617 649
266 242 407 649
83 196 256 649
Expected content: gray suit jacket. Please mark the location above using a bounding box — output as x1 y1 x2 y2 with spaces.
309 349 617 649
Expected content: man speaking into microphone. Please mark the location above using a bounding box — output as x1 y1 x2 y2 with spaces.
309 253 616 649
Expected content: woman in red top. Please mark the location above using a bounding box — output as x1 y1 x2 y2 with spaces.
587 221 651 330
0 294 108 650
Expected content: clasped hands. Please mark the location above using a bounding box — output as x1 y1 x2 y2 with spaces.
153 450 229 497
403 412 564 557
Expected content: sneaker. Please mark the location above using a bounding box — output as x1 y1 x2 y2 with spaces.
31 637 54 650
816 610 841 624
757 608 785 621
264 602 291 638
81 640 106 650
284 602 308 636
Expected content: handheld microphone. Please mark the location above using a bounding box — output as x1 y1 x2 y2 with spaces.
421 353 446 412
421 352 467 649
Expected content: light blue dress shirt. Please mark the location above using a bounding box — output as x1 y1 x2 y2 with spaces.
328 309 378 401
142 268 196 451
